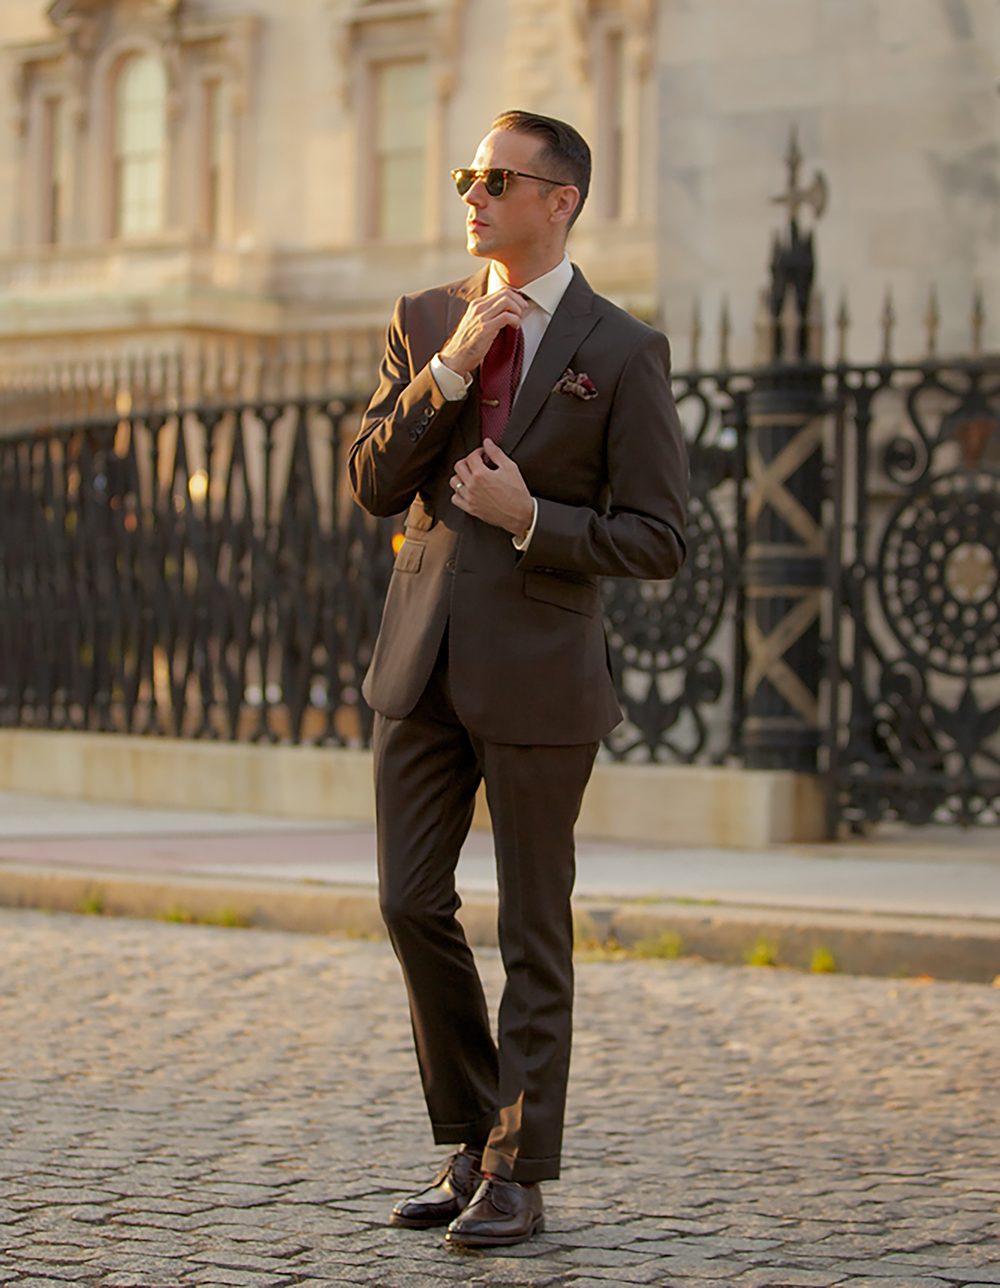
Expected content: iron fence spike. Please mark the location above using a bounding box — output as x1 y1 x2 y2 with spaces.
925 285 939 358
835 291 850 364
880 286 895 364
719 295 731 370
971 286 985 357
690 297 702 370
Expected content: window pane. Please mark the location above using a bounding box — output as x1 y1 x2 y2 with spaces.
115 53 167 238
374 60 429 240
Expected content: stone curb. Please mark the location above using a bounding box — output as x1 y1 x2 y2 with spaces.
1 862 999 983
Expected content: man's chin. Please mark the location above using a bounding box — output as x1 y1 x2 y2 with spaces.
466 232 495 258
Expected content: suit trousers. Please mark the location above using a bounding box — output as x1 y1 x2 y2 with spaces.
373 636 598 1183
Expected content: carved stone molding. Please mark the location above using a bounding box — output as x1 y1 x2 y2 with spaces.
570 0 655 81
334 0 468 106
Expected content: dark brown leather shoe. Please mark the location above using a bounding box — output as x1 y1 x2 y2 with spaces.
444 1176 544 1247
390 1147 483 1229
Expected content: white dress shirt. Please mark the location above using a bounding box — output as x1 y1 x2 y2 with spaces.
429 252 575 550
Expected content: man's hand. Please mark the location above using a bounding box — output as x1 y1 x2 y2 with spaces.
450 438 534 538
440 289 529 378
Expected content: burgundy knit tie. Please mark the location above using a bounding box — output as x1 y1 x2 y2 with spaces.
480 324 524 445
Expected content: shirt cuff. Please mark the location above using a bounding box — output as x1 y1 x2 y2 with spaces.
430 354 472 401
512 497 538 552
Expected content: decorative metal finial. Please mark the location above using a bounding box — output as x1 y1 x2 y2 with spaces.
925 286 939 358
690 297 702 371
771 125 829 225
835 292 850 365
765 126 829 362
785 126 802 191
719 296 731 370
971 287 985 357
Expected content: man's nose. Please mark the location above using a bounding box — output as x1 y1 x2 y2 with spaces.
463 178 489 208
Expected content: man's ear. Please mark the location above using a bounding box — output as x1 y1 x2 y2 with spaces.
549 185 580 229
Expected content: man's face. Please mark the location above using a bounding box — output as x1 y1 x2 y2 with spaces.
462 128 561 261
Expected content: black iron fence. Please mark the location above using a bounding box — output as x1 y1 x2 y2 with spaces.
827 354 1000 828
0 379 748 759
2 348 999 831
0 398 388 746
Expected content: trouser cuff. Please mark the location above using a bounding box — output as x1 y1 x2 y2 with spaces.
482 1147 561 1183
431 1106 497 1148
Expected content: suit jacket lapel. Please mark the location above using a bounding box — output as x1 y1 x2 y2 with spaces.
500 267 599 459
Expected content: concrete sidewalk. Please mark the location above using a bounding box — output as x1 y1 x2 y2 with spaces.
1 789 999 981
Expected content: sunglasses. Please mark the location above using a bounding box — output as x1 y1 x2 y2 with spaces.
451 167 565 198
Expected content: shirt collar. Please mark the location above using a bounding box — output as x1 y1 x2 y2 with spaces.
487 252 574 316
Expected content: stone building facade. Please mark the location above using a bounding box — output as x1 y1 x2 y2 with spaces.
0 0 996 411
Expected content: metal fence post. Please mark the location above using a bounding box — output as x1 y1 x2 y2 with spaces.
743 131 829 773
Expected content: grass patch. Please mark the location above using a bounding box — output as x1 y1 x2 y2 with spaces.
202 907 250 928
77 891 105 916
745 937 778 967
810 946 837 974
631 931 683 960
160 905 196 924
159 905 249 928
574 935 631 962
574 931 684 963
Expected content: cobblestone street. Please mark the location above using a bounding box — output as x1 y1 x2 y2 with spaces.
0 909 998 1288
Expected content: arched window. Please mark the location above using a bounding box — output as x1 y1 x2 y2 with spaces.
114 53 167 238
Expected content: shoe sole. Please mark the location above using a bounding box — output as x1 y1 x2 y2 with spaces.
445 1215 544 1247
390 1211 458 1230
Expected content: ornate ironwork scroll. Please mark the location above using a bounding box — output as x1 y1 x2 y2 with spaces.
828 358 1000 827
601 373 747 764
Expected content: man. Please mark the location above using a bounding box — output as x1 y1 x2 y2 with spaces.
349 110 687 1248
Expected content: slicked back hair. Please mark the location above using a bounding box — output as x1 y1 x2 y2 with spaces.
491 110 591 230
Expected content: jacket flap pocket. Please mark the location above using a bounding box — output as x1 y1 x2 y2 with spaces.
394 541 425 573
523 570 598 617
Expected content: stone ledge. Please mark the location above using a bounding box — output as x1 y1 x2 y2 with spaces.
0 864 996 983
0 729 827 847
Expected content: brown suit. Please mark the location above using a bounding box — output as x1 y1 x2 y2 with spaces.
350 263 687 1182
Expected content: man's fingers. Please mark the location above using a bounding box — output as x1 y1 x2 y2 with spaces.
453 455 476 486
481 438 507 466
440 289 529 375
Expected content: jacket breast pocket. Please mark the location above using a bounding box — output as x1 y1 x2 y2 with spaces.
405 500 435 531
394 541 424 573
523 570 598 617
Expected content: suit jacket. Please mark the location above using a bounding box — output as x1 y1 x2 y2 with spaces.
349 263 688 746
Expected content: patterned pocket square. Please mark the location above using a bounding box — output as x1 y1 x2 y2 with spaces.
553 368 599 400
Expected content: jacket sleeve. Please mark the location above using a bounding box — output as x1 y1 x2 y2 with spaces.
517 329 689 580
349 295 468 517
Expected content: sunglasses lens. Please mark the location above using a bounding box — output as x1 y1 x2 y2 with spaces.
453 169 509 197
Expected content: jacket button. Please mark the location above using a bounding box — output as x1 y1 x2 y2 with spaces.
444 558 456 573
